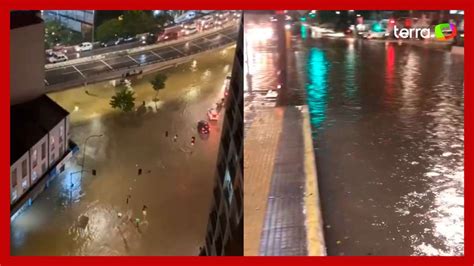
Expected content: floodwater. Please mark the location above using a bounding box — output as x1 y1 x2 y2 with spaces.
11 47 235 256
244 12 464 256
292 30 464 255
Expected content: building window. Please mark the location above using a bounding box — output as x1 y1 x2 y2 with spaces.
59 126 64 143
11 168 17 187
59 146 64 157
11 190 18 202
50 136 55 150
224 168 234 205
42 163 47 174
32 150 38 168
21 159 27 178
41 142 46 160
32 171 38 182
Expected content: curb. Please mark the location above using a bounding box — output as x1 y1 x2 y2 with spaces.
301 105 327 256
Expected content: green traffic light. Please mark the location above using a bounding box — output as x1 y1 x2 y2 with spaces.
300 16 307 22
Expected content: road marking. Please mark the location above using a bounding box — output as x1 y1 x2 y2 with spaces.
100 60 114 70
220 33 234 41
190 42 202 49
169 46 185 55
127 55 139 64
72 65 86 78
150 51 163 60
302 106 326 256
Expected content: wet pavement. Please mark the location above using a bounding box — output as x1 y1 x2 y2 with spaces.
290 27 464 255
11 47 235 255
243 12 314 256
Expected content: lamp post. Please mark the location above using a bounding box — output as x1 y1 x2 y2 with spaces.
80 134 103 184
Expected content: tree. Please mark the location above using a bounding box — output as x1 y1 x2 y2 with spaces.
110 88 136 112
122 11 156 36
150 73 167 110
96 19 123 42
44 20 83 49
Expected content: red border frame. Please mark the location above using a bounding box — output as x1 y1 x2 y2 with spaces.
1 0 471 265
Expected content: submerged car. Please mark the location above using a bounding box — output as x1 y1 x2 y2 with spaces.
197 120 210 134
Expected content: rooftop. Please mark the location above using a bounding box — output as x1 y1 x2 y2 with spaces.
11 95 69 164
10 11 43 30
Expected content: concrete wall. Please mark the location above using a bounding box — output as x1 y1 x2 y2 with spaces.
11 152 30 204
48 119 66 166
29 135 49 185
10 22 45 105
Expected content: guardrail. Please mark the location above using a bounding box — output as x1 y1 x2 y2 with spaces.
45 38 237 92
45 21 239 70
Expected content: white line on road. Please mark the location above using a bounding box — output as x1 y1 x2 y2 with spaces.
150 51 164 60
220 33 234 41
190 42 202 49
72 65 86 78
127 55 139 64
169 46 185 55
100 60 114 70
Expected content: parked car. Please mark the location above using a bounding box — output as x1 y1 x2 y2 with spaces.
197 120 210 134
74 42 93 52
47 52 68 63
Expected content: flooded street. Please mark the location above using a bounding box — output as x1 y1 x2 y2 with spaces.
295 35 464 255
244 12 464 256
11 47 235 255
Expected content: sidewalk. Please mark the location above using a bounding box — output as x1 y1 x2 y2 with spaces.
244 105 326 256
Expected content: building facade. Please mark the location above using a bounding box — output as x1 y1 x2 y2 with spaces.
10 11 45 105
10 11 75 218
201 21 243 256
11 95 71 206
42 10 95 39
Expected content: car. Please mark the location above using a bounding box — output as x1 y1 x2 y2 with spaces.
207 108 219 121
158 32 179 42
200 15 215 29
74 42 93 52
47 52 68 63
121 36 138 43
140 33 156 45
100 39 119 47
197 120 210 134
183 25 198 35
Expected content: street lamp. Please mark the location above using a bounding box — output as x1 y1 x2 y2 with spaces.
80 134 103 184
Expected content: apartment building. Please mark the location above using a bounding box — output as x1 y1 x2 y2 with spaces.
201 21 243 256
10 11 75 218
11 95 70 207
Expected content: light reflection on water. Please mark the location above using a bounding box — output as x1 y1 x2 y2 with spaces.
298 35 464 255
